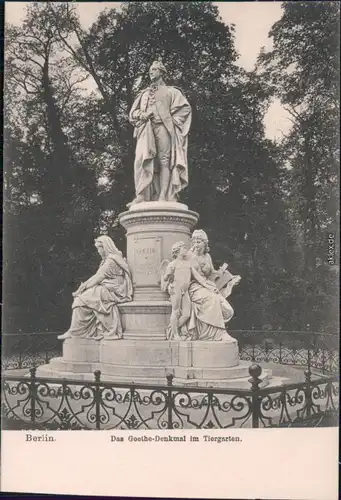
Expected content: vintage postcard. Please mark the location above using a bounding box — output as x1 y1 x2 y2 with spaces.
1 1 339 499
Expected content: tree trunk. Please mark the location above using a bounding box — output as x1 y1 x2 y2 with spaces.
302 132 317 272
41 55 73 211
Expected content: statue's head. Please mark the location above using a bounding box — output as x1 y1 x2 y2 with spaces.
191 230 210 254
149 59 167 82
171 240 188 259
94 235 122 259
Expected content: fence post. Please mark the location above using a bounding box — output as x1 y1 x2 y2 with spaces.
278 326 282 364
320 329 326 374
251 326 255 361
279 341 283 364
322 349 326 375
307 347 311 373
248 364 262 428
18 337 23 370
29 367 37 425
94 370 102 430
45 345 50 364
304 366 313 418
166 373 174 430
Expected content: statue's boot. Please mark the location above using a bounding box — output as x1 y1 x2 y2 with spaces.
222 328 237 343
57 331 72 340
127 194 144 208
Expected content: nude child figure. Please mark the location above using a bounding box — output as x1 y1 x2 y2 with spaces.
161 241 216 340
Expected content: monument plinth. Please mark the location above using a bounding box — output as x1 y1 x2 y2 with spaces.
37 338 272 388
117 202 198 340
119 202 199 301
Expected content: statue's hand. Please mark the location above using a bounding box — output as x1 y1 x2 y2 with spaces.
139 111 153 122
73 282 86 296
205 282 219 294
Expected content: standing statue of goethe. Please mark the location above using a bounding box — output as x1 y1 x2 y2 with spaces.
128 59 192 207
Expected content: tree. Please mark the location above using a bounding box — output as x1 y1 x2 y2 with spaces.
3 4 101 332
259 1 339 331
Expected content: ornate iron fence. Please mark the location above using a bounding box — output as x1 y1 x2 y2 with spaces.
2 330 339 430
1 332 62 370
2 365 338 430
235 329 339 375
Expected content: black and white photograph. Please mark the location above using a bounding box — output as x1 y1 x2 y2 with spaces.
2 0 339 441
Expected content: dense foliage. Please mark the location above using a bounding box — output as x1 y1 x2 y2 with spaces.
258 1 339 332
3 2 339 333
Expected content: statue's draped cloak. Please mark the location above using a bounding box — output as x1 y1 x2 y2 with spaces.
129 85 192 201
185 253 235 341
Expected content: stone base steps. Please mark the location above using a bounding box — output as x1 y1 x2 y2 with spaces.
40 356 252 378
35 359 273 389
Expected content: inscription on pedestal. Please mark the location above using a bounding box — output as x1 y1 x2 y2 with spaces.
133 236 161 286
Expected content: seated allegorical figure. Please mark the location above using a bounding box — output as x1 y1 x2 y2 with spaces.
57 235 133 341
186 229 241 341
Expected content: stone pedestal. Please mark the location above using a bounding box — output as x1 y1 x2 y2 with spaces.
118 301 171 340
119 202 198 302
118 202 198 340
36 338 272 388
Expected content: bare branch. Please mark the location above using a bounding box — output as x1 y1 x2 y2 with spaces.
11 73 40 95
46 3 122 137
15 35 47 59
12 64 42 85
283 105 305 126
59 74 89 111
16 53 44 69
47 5 91 72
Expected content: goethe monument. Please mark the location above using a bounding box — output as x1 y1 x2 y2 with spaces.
38 60 272 388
